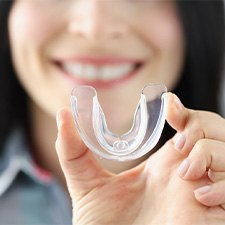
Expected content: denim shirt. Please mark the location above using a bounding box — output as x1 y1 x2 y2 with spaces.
0 129 72 225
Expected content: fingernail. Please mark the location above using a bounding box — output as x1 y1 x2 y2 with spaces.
194 185 211 196
178 158 190 177
175 133 186 151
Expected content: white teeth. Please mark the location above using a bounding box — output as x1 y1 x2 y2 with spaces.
84 65 98 81
62 63 135 81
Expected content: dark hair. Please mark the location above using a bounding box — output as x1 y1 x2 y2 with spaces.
0 0 224 150
0 0 28 151
176 1 225 110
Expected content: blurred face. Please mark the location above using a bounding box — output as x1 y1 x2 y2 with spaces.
9 0 185 133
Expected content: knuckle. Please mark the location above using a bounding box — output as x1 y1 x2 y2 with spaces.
192 125 205 140
189 112 205 137
193 139 207 154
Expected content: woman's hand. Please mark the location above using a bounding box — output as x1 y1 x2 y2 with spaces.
167 95 225 210
55 93 225 225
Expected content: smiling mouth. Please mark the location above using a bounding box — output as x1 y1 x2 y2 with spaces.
55 60 143 87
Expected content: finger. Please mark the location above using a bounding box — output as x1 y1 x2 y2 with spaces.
194 180 225 209
208 170 225 182
166 93 225 155
166 92 190 132
166 93 201 155
55 108 111 197
177 139 225 180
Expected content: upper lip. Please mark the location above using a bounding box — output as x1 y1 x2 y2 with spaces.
53 55 144 66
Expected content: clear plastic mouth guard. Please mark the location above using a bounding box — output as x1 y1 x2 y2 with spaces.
70 83 167 161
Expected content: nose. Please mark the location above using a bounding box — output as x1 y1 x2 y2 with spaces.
68 0 129 41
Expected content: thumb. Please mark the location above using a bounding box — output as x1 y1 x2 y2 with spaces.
55 108 111 199
165 92 190 132
165 93 206 156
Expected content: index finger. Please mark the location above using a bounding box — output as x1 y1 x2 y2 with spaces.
166 93 225 155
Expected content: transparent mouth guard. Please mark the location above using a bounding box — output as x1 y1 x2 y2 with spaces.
70 83 167 161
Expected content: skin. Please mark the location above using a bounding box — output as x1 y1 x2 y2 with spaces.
7 0 225 223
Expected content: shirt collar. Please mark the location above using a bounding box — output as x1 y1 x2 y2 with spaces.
0 128 53 197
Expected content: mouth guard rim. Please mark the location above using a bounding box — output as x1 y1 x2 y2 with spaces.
70 83 167 161
92 94 148 156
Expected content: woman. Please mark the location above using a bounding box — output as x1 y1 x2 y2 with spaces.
0 0 224 224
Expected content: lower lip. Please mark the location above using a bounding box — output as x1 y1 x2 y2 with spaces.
56 64 141 89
